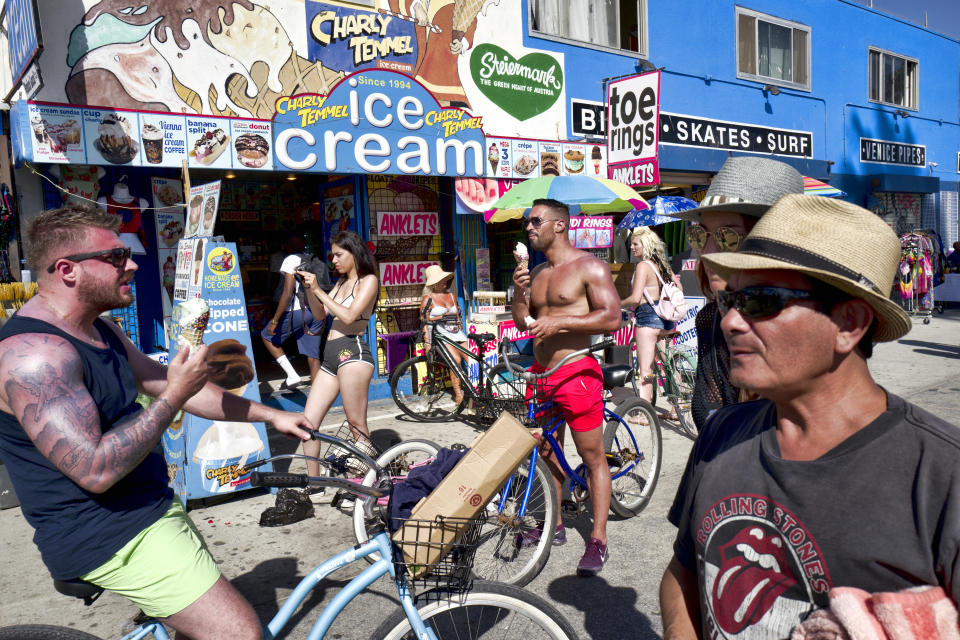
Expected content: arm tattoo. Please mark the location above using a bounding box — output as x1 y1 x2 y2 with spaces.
4 337 179 492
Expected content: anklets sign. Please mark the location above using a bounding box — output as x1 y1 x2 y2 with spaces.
272 70 486 176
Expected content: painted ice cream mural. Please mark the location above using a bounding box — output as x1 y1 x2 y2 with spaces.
65 1 345 118
63 0 500 118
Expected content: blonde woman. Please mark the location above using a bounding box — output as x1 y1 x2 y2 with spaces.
620 227 682 405
419 265 468 405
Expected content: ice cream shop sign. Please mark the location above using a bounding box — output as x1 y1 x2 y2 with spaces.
10 70 487 178
273 70 486 176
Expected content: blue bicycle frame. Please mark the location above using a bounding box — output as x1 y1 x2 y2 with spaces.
116 531 436 640
496 398 642 518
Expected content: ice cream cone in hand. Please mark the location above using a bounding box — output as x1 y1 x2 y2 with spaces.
514 242 529 271
178 298 210 348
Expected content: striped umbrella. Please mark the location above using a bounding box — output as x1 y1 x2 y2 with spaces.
486 175 648 222
618 195 698 229
803 176 847 198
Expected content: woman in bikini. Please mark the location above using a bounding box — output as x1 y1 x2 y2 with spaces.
419 265 468 405
620 227 681 406
297 231 379 477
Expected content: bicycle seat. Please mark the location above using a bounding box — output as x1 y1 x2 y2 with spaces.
54 578 104 605
600 364 635 390
467 332 495 345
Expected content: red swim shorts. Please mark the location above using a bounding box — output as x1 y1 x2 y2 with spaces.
525 356 604 432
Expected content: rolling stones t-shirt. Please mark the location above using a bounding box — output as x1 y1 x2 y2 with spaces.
668 393 960 640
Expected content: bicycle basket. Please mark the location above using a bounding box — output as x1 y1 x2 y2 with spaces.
320 421 379 476
392 514 485 594
477 378 559 429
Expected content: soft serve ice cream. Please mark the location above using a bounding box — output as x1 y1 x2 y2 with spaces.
178 298 210 348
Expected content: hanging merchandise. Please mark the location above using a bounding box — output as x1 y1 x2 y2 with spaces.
0 184 17 284
897 230 943 323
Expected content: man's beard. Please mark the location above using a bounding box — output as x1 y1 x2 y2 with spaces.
78 272 133 312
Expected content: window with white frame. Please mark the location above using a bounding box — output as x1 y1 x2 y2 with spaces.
529 0 647 56
869 48 918 110
736 7 810 91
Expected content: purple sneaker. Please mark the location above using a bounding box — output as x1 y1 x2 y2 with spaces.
577 538 609 576
515 523 566 549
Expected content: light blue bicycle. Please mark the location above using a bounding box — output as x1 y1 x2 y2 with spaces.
0 433 579 640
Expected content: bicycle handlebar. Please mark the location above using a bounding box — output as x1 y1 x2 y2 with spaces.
499 336 615 380
249 471 387 499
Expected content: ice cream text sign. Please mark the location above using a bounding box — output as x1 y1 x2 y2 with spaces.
164 241 272 503
272 70 486 176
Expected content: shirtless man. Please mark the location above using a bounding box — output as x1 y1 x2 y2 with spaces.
511 198 622 576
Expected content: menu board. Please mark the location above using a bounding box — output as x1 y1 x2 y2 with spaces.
27 103 85 164
487 136 607 179
153 177 185 348
83 107 142 166
185 181 222 239
185 116 233 169
140 112 189 167
230 120 272 171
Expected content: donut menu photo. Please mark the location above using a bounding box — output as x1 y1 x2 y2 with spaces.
231 120 273 170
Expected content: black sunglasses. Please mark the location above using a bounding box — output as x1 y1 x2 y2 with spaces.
525 216 560 229
716 286 818 319
46 247 132 273
687 224 744 252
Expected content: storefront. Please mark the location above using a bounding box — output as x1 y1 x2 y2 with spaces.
8 0 623 394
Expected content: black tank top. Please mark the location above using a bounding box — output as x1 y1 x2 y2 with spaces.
0 315 171 579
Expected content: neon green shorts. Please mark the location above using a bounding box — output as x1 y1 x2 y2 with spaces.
81 499 220 618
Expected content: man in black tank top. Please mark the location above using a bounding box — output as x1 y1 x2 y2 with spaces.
0 205 313 639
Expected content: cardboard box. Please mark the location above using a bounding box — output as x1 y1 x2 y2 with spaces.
392 412 536 574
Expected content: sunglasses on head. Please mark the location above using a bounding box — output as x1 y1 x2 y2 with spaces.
46 247 132 273
687 224 744 252
716 286 818 319
525 216 560 229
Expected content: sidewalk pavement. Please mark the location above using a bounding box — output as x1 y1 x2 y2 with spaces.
2 310 960 638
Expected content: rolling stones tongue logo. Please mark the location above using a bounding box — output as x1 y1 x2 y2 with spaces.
699 496 830 639
711 526 796 633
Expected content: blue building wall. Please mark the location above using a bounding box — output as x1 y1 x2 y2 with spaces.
523 0 960 210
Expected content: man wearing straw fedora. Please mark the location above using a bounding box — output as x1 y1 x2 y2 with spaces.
660 195 960 639
513 198 622 576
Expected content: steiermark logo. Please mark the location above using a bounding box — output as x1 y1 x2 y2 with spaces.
470 44 563 121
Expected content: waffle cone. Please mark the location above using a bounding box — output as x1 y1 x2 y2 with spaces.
181 326 205 348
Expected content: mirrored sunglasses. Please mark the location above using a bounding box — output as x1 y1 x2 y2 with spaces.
686 224 744 252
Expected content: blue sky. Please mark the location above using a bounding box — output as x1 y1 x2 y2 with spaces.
858 0 960 39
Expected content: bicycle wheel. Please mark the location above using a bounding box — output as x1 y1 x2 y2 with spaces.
0 625 102 640
604 398 661 517
471 456 557 587
373 580 579 640
668 351 698 439
390 355 466 421
353 439 442 562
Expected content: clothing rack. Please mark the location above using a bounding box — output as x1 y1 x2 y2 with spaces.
896 230 942 323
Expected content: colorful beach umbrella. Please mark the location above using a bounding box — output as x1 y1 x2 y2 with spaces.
618 195 698 229
485 175 648 222
803 176 847 198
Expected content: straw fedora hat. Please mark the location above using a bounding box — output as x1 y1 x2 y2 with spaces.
673 156 804 221
702 194 911 342
423 265 454 287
